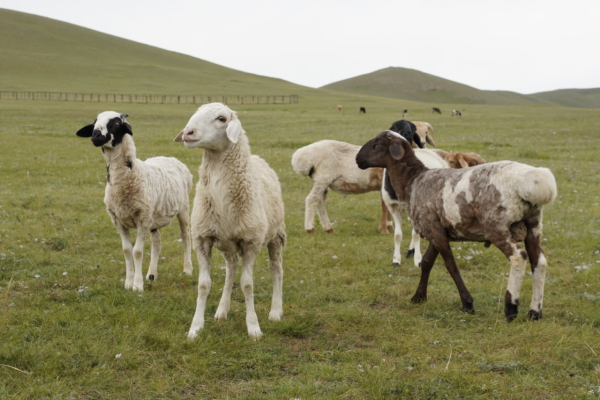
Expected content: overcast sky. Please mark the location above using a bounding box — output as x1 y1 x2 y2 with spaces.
2 0 599 94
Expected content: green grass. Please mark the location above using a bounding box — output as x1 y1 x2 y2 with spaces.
1 97 600 399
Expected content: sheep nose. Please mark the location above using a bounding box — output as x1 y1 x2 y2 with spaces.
92 129 102 137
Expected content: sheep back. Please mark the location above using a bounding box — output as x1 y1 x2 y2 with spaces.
409 161 557 243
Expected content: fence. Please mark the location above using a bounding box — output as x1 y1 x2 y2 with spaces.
0 91 299 105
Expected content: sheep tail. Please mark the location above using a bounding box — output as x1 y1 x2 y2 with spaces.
291 149 315 177
515 167 557 206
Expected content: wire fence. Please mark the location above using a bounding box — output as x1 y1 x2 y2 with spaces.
0 91 299 105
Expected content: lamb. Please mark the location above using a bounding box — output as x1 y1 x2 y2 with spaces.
388 120 425 149
432 149 486 168
174 103 285 339
356 131 557 321
292 140 391 235
337 105 342 112
412 121 436 147
360 107 366 113
432 107 442 114
76 111 193 291
451 110 462 116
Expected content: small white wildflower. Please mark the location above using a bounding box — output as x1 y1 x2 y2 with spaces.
115 353 122 359
342 243 346 247
595 250 600 255
34 238 38 242
300 280 304 284
460 319 466 322
332 255 338 259
582 265 589 270
573 190 577 193
388 274 392 278
433 341 439 344
123 325 129 329
35 274 40 278
62 272 68 276
574 265 582 271
464 255 473 260
9 302 15 307
407 366 413 372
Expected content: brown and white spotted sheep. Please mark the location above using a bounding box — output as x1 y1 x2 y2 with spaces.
356 131 557 321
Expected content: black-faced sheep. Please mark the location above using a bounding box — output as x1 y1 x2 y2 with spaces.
356 131 557 321
76 112 193 291
174 103 285 340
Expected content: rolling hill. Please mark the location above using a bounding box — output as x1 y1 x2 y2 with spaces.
0 8 311 96
321 67 600 108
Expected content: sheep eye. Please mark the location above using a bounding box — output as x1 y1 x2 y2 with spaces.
216 116 227 123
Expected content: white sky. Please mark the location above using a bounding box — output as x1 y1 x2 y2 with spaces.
2 0 599 94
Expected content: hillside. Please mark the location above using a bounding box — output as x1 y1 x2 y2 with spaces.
0 8 310 96
321 67 599 108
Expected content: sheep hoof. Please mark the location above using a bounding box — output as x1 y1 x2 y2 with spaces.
418 261 422 268
326 228 335 234
406 249 415 258
306 228 315 235
392 261 400 266
411 295 426 304
379 227 390 235
484 240 492 248
461 304 475 314
148 274 155 281
526 309 542 321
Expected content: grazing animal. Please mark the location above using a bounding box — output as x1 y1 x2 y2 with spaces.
175 103 285 340
76 112 193 291
432 149 486 168
403 109 408 118
356 131 557 321
360 107 366 114
292 140 390 235
432 107 442 114
412 121 436 147
451 110 462 117
389 120 425 149
337 105 342 112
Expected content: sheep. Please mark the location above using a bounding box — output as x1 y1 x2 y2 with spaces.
360 107 366 114
432 107 442 114
388 120 425 149
412 121 436 147
403 109 408 118
451 109 462 116
174 102 285 340
76 111 193 292
292 140 391 235
356 131 557 321
432 149 486 168
337 105 342 112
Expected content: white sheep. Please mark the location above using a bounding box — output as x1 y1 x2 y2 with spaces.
76 111 193 291
291 140 392 235
174 103 285 340
357 131 557 320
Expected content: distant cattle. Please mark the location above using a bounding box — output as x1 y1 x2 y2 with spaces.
451 109 462 117
360 107 366 114
337 105 342 112
432 107 442 114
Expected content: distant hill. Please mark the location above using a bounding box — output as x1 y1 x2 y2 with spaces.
0 8 309 96
321 67 599 108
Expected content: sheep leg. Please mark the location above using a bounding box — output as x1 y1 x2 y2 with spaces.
177 210 193 275
315 188 334 233
436 240 474 313
388 204 403 265
524 216 546 320
408 229 422 268
305 182 331 234
132 227 149 291
240 242 263 339
114 220 134 290
188 238 213 340
411 242 439 303
215 252 238 321
267 239 284 321
488 234 527 321
146 229 160 281
379 199 392 234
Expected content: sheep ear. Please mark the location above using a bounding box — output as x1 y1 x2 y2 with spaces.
77 124 94 137
389 141 404 160
458 154 469 168
173 131 185 142
225 115 244 144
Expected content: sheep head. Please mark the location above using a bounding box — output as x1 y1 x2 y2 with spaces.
388 120 424 148
356 130 412 170
174 102 245 151
76 111 132 148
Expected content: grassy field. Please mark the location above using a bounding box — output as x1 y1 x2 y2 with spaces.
1 95 599 399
